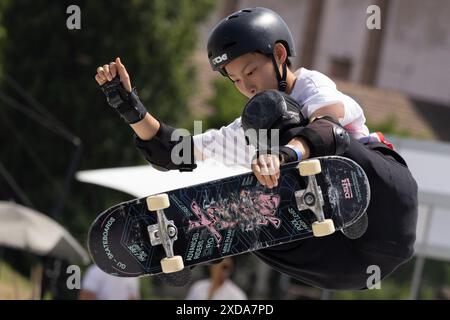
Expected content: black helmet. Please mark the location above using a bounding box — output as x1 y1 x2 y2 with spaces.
207 7 296 91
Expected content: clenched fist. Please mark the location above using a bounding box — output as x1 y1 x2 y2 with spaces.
95 57 132 93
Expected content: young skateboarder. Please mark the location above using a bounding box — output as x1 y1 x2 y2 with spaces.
95 7 418 290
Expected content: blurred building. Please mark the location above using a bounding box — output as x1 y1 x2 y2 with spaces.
192 0 450 141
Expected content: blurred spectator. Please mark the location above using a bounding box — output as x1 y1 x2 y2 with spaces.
186 258 247 300
78 264 140 300
436 286 450 300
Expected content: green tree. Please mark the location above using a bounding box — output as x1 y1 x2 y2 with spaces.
367 115 412 137
203 77 248 130
0 0 214 297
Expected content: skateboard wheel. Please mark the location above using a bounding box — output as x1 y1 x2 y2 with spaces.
312 219 335 237
299 159 321 176
147 194 170 211
161 256 184 273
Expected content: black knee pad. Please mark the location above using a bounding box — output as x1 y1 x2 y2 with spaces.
282 116 350 157
241 90 308 149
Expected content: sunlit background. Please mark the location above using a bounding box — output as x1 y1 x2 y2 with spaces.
0 0 449 300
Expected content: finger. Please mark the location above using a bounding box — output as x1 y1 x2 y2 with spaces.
265 156 280 188
268 157 279 187
95 73 106 86
96 66 106 79
109 62 117 78
115 57 132 91
273 156 281 180
264 164 276 189
260 155 278 176
96 70 107 84
257 154 268 169
258 158 274 188
264 169 276 189
258 156 269 176
258 155 272 175
264 173 274 189
265 155 278 176
251 163 266 186
116 57 127 77
103 64 112 81
269 173 278 188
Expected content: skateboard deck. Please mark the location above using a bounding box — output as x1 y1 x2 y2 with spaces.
88 156 370 277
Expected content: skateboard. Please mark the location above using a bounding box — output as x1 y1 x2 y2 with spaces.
88 156 370 277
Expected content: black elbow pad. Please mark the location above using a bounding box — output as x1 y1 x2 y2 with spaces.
281 116 350 157
134 122 197 172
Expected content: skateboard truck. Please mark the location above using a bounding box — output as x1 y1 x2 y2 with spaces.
146 194 184 273
148 213 177 257
296 159 336 237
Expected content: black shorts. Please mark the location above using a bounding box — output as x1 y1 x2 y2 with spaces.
254 138 419 290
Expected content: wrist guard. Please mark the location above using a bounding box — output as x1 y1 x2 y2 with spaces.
253 145 300 165
101 76 147 124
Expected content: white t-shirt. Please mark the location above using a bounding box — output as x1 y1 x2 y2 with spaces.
186 279 247 300
193 68 370 167
81 265 140 300
290 68 369 139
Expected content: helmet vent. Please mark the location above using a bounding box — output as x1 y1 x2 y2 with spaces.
241 9 252 13
227 14 239 20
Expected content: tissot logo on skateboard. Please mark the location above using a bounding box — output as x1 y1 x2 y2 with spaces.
341 178 353 199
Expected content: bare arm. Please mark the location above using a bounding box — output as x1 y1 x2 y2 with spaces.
308 102 345 123
130 113 160 141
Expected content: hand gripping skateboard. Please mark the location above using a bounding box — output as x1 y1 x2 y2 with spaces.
88 156 370 277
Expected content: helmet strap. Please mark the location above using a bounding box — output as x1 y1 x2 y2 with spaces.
271 55 287 92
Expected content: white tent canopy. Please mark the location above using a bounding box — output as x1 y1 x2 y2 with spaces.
76 158 251 198
76 137 450 262
0 201 90 265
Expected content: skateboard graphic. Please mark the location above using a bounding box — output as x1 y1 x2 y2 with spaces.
88 156 370 277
